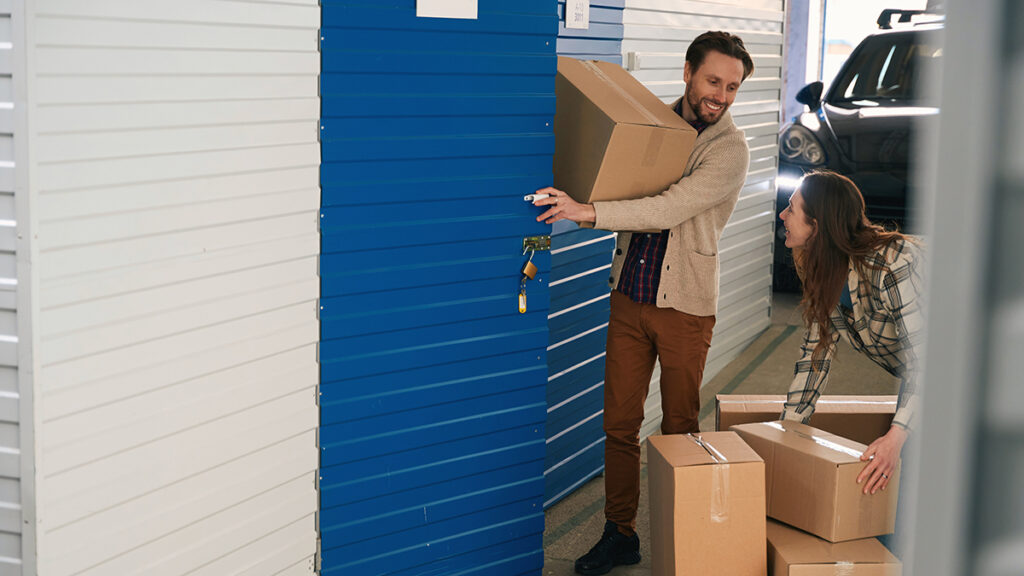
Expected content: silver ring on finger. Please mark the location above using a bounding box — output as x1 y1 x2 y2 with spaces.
881 473 889 479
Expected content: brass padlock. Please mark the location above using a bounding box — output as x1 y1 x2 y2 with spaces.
521 260 538 280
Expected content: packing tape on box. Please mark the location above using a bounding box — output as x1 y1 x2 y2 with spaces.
765 421 864 459
716 398 896 406
832 561 856 575
688 434 730 524
815 400 896 405
581 61 663 127
857 461 899 533
711 463 729 524
641 130 664 168
859 493 876 535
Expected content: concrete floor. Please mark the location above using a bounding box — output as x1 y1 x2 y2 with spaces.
541 291 900 575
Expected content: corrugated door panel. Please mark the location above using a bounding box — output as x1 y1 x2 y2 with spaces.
0 5 19 573
319 1 556 574
622 0 783 440
546 0 623 507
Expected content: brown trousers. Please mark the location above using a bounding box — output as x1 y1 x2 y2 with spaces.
603 290 716 531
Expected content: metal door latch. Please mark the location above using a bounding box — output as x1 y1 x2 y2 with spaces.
522 235 551 253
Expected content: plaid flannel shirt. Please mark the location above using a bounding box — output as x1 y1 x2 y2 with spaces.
781 237 926 431
616 231 669 304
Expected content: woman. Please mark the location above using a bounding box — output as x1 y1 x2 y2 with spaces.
778 170 925 497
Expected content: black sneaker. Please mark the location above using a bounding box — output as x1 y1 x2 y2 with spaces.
574 521 641 575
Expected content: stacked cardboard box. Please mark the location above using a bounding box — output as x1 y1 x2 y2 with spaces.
647 422 902 573
767 519 901 575
731 421 899 542
647 432 767 575
715 394 897 446
732 421 903 575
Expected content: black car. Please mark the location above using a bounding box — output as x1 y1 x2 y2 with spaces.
774 10 943 289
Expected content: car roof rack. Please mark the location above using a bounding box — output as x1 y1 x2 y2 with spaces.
877 9 926 29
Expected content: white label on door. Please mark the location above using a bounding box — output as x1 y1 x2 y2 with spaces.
566 0 590 30
417 0 478 20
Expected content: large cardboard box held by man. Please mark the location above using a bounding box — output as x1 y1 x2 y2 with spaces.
731 422 899 543
648 432 767 576
716 395 897 446
553 56 698 204
767 519 902 575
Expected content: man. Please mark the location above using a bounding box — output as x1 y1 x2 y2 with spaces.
533 31 754 575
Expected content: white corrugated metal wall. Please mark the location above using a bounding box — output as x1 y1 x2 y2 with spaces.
1 2 24 573
23 2 322 574
621 0 781 438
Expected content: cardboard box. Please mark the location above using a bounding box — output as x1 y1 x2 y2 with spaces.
730 422 899 543
716 395 898 446
553 56 697 205
767 519 902 575
648 432 767 576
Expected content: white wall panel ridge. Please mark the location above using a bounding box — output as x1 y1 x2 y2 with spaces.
621 0 783 438
6 1 29 574
24 1 322 574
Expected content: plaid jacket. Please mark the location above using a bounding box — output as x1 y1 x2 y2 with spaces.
781 237 926 431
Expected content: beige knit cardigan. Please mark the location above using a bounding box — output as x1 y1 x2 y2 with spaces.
592 108 750 317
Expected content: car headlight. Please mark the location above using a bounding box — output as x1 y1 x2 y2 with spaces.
779 124 826 166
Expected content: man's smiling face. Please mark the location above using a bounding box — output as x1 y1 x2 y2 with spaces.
682 50 745 125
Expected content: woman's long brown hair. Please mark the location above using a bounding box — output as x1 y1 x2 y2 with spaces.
792 170 907 364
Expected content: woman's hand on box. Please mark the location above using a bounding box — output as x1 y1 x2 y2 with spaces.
857 425 908 495
532 187 596 225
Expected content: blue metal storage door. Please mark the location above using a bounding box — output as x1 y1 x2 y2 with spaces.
544 0 623 508
319 2 557 575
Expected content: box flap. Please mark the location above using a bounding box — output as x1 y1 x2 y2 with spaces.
731 421 866 464
648 432 763 468
557 56 691 130
767 519 901 566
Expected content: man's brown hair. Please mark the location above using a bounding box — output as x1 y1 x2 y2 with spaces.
685 31 755 80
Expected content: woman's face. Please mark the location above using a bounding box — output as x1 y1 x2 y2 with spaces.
780 189 816 248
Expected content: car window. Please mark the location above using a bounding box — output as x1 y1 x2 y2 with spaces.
829 32 942 106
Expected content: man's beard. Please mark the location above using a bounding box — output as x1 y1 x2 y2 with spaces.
685 87 727 124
